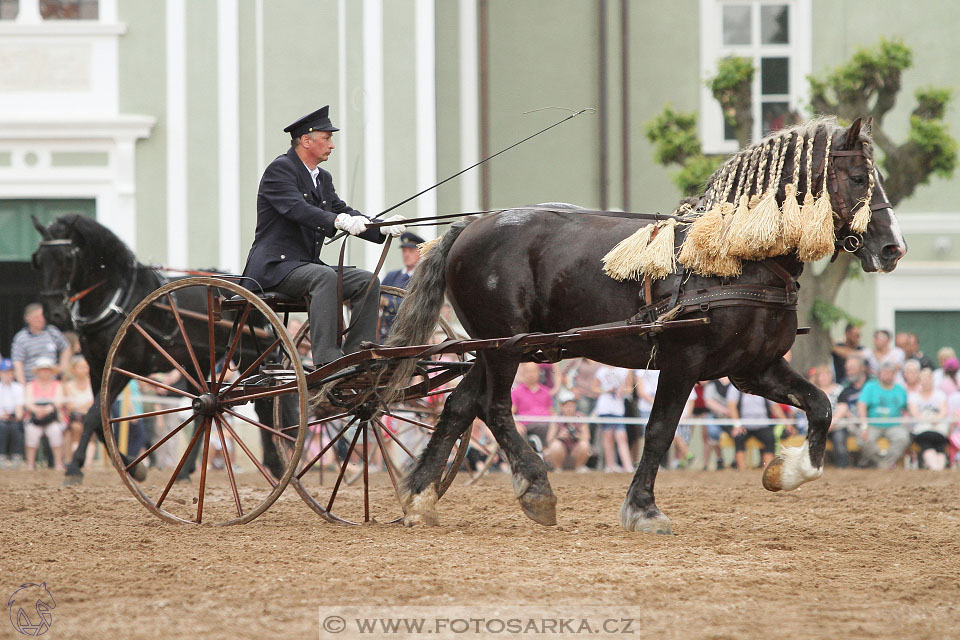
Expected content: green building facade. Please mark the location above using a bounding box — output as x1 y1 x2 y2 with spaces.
1 0 958 348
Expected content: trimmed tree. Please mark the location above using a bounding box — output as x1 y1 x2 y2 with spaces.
646 38 957 372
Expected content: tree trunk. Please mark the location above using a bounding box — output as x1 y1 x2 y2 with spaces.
791 252 855 374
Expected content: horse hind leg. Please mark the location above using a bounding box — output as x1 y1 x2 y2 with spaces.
483 356 557 526
401 362 485 527
731 358 827 492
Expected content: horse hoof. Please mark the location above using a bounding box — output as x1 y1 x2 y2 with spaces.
403 510 440 527
519 491 558 526
130 463 148 483
620 501 673 535
762 456 785 492
61 474 83 487
175 474 191 483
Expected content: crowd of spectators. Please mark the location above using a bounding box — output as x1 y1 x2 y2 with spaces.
495 326 960 473
0 303 88 470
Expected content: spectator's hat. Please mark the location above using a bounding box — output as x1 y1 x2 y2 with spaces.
0 358 12 372
32 357 57 372
556 389 576 405
945 357 960 373
284 105 339 139
399 231 426 249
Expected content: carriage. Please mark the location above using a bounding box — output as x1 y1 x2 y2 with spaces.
96 272 704 526
34 117 905 533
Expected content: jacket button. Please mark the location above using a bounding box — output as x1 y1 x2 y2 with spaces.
280 254 286 259
303 193 308 198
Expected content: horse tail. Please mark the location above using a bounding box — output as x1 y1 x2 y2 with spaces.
383 218 473 392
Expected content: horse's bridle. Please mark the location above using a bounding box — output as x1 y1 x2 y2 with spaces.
823 147 892 254
34 238 138 330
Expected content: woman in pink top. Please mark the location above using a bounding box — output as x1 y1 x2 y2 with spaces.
24 357 65 471
511 363 554 446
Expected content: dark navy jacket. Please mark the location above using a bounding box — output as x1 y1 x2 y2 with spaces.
241 147 384 289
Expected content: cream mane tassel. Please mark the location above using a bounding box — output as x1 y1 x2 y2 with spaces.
637 218 678 279
781 132 805 247
602 223 655 281
727 139 782 259
678 153 743 277
798 128 836 262
418 236 442 257
850 159 875 233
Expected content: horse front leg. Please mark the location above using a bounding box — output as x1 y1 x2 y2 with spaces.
482 356 557 526
401 362 484 527
621 369 696 535
63 374 139 485
731 357 828 492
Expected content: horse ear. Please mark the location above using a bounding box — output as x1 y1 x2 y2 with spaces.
31 214 48 238
845 117 863 148
863 116 873 135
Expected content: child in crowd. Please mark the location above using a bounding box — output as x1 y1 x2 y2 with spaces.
23 357 65 471
543 390 591 472
0 358 25 468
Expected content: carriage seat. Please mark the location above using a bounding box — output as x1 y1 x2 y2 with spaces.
220 290 310 314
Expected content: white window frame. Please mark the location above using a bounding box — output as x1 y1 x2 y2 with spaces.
699 0 811 154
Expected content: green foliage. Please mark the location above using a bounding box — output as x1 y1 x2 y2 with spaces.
811 298 862 332
915 87 952 120
644 106 725 196
825 38 912 102
645 106 701 166
908 116 958 179
710 57 753 136
674 155 724 197
710 56 754 94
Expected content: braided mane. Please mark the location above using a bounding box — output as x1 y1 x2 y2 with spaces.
603 117 876 281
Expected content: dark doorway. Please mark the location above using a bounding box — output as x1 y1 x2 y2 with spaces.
0 198 96 354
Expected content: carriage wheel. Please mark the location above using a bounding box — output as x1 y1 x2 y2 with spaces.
274 285 476 525
101 277 307 525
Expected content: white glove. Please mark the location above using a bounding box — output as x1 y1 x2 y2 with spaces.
335 213 368 236
383 214 407 238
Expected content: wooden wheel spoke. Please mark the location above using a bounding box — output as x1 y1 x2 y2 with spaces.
362 422 370 522
214 414 243 518
110 366 198 400
109 403 193 425
372 419 405 513
376 417 419 461
219 337 283 396
296 416 359 480
220 419 278 488
383 411 437 432
220 406 296 443
218 302 252 387
325 426 362 514
156 418 207 509
166 293 208 392
125 412 197 472
196 417 213 524
130 322 205 392
206 288 218 390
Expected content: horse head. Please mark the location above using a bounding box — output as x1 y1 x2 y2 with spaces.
31 214 86 328
826 117 907 272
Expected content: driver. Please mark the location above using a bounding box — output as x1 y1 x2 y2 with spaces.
241 106 405 366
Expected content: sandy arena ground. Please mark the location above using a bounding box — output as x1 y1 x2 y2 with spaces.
1 466 958 639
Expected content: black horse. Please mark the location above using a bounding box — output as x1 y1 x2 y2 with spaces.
389 117 906 533
31 215 287 484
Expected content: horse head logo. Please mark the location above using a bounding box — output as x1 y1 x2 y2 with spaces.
7 583 55 636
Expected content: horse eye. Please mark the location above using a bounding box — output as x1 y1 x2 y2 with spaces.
850 175 867 186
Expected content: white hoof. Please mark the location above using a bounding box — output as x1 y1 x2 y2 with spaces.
762 440 823 492
619 499 673 535
401 484 439 527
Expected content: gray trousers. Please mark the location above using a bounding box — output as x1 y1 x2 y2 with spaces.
274 263 381 365
861 425 912 468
